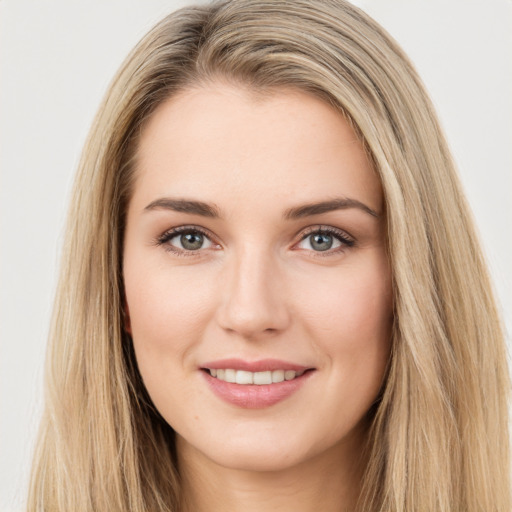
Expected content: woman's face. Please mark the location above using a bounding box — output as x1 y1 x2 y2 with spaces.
123 82 392 472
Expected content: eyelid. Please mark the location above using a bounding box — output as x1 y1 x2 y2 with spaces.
298 225 354 242
155 225 220 257
293 225 355 256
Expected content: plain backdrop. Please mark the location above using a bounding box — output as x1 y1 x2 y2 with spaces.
1 0 511 510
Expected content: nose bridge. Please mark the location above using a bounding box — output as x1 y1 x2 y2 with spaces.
216 243 289 338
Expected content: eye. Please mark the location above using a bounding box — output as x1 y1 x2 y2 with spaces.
156 226 216 255
173 231 212 251
296 227 355 254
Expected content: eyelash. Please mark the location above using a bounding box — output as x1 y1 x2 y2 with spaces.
299 226 355 257
155 226 217 258
154 225 355 258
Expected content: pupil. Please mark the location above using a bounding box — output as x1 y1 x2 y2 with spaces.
181 233 203 250
311 233 332 251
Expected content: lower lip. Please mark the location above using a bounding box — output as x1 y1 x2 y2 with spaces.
201 370 314 409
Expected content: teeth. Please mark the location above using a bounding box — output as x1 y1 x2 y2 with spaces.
235 370 253 384
272 370 284 383
285 370 296 381
253 371 272 385
224 369 236 383
208 368 304 385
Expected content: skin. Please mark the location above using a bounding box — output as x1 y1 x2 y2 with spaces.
123 82 393 512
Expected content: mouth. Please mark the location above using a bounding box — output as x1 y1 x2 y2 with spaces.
199 359 316 408
202 368 308 385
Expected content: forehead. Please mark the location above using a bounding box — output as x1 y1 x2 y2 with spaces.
132 83 382 215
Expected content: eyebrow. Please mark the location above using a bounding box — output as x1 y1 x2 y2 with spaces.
283 198 379 219
143 197 379 219
144 198 221 217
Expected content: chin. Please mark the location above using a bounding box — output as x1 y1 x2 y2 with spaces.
177 424 351 475
206 443 310 473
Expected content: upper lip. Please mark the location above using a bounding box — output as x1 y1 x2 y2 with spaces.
200 358 312 372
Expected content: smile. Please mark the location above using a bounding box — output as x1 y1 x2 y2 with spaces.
200 359 315 408
207 368 305 385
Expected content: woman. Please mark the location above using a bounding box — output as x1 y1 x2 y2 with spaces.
28 0 510 510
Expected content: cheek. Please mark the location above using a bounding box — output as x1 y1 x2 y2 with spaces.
123 261 216 372
301 257 392 338
297 257 393 386
123 262 221 422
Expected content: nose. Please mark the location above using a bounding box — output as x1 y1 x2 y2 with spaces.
215 246 291 340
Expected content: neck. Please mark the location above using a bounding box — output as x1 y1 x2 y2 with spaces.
177 427 367 512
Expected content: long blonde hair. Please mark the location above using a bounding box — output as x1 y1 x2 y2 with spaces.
28 1 510 510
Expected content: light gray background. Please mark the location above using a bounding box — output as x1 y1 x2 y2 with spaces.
1 1 511 510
